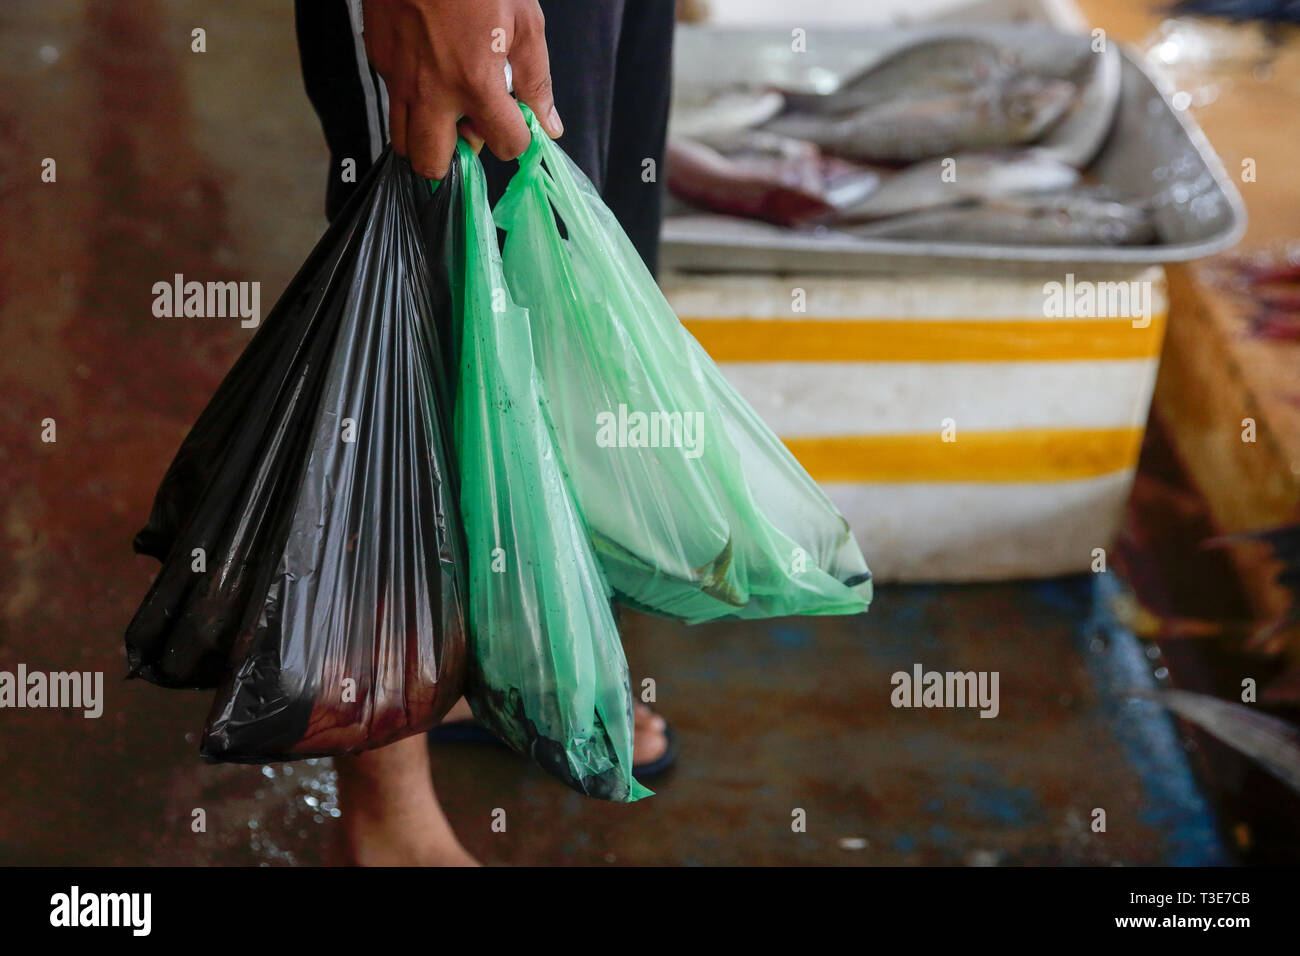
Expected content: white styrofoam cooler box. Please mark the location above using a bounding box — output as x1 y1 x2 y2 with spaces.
665 0 1165 582
662 270 1167 582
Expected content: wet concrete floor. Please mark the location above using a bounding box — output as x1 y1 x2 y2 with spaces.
0 0 1245 865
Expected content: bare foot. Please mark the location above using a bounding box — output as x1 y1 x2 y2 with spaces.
442 696 474 723
632 701 669 765
335 734 480 866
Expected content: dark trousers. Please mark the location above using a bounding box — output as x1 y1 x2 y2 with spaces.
295 0 674 274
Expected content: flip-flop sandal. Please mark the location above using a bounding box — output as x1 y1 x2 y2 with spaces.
631 723 678 779
430 717 679 778
427 720 499 745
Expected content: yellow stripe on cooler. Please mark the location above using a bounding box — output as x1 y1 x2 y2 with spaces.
782 427 1145 483
682 315 1166 362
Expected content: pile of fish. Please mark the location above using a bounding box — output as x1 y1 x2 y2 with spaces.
666 34 1158 247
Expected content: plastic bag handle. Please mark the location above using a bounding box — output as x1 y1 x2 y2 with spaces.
515 102 547 175
493 102 593 237
421 103 544 198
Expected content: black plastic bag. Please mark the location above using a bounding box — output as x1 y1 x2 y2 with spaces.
125 149 467 762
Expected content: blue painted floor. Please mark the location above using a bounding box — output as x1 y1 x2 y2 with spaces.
422 572 1228 866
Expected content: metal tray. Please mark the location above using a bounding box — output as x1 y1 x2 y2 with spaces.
661 23 1248 273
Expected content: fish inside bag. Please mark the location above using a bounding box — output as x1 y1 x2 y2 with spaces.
448 140 648 802
493 104 873 624
125 149 468 762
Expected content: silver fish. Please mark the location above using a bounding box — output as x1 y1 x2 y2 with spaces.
670 88 787 144
715 131 882 209
779 36 1014 115
846 190 1156 246
1007 26 1100 82
764 73 1077 164
1036 44 1123 169
1132 689 1300 795
834 149 1079 221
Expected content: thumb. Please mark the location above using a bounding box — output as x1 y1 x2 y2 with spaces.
509 10 562 138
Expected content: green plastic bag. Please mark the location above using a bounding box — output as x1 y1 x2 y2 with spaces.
447 141 650 802
493 105 873 624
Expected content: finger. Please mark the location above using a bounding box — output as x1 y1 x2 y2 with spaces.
406 104 460 179
388 98 409 157
509 10 562 138
456 118 486 155
468 87 531 162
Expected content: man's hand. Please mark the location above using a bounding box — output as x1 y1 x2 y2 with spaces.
362 0 562 178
